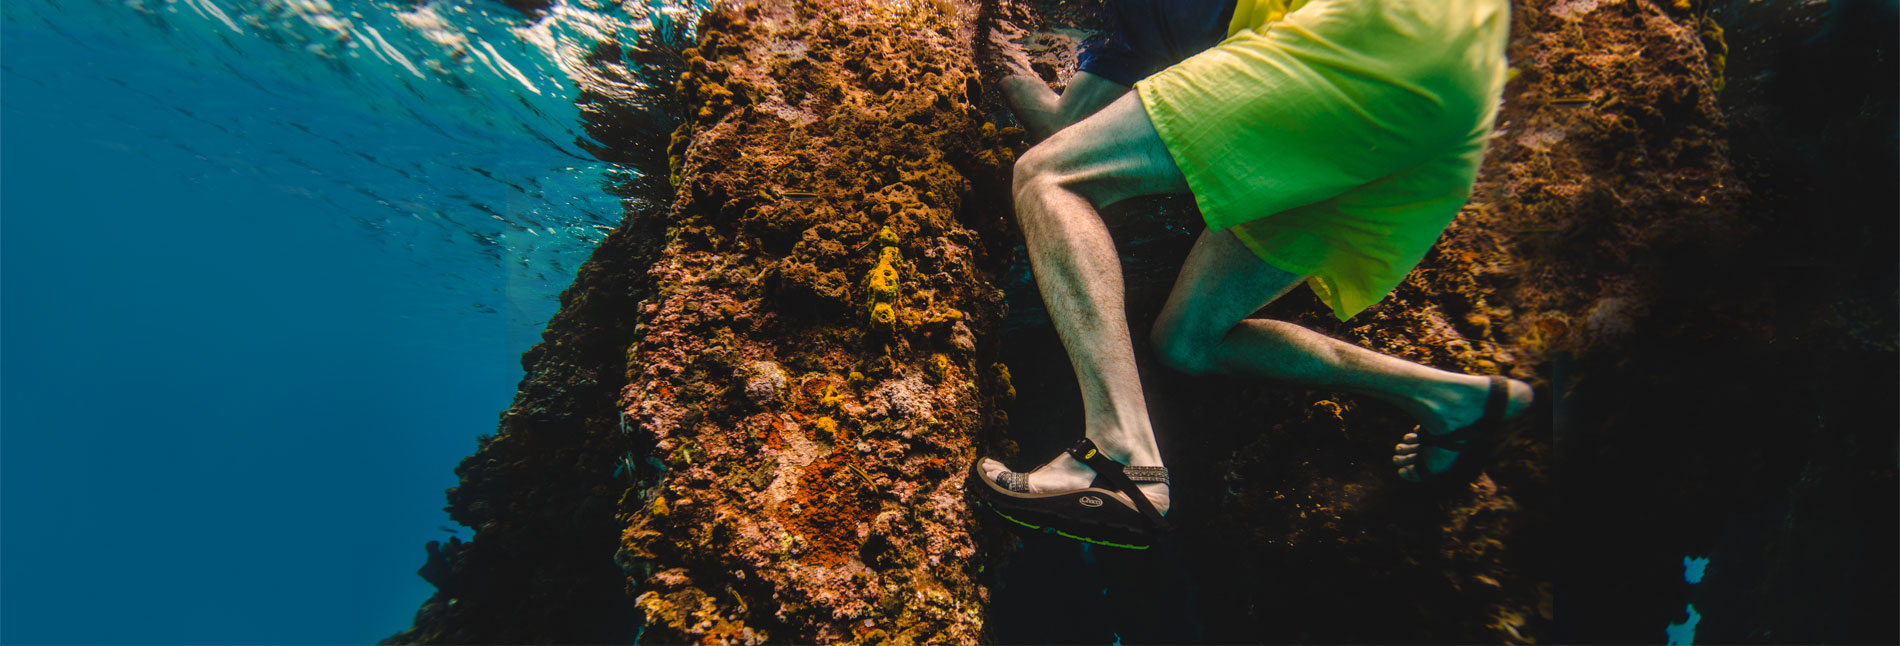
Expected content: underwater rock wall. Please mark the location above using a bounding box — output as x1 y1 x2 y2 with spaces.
386 194 665 642
395 0 1018 643
614 1 1020 642
1547 0 1899 642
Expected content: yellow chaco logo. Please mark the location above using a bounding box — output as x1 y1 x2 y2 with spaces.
1083 449 1097 460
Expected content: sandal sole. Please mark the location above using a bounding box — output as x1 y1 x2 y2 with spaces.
967 460 1158 549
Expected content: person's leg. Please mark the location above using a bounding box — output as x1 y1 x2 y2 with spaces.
978 92 1185 513
1148 228 1533 481
999 71 1131 141
984 13 1133 140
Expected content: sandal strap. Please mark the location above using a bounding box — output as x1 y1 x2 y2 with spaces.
1122 466 1170 486
1065 438 1171 532
1418 426 1475 448
994 470 1030 493
1485 375 1509 422
989 464 1168 491
1419 376 1510 447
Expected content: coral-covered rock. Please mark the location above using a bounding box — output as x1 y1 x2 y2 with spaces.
390 0 1011 642
610 1 1011 642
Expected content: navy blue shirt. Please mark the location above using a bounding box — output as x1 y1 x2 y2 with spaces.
1078 0 1238 87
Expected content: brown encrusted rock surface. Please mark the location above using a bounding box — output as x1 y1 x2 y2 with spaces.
391 0 1017 643
614 1 1016 644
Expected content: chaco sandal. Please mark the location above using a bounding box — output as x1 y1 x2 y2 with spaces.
969 438 1171 549
1396 375 1513 483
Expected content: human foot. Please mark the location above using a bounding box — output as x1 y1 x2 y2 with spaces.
971 439 1171 548
979 14 1038 80
1394 375 1534 482
978 450 1172 516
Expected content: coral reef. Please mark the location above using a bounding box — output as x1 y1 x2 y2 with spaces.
391 0 1893 643
611 2 1023 641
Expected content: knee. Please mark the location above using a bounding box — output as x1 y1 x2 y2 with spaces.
1010 143 1062 200
1008 145 1074 231
1150 313 1217 376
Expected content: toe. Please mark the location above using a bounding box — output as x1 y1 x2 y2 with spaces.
978 458 1010 482
1398 464 1421 482
1393 452 1418 467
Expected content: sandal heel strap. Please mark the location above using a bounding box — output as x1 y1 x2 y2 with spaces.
1485 375 1509 424
1122 466 1170 486
1425 376 1513 447
1065 438 1171 532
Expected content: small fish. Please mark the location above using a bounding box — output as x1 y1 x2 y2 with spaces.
847 464 878 490
779 190 821 202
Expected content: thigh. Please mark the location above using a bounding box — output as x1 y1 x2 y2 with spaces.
1022 91 1190 207
1155 225 1307 343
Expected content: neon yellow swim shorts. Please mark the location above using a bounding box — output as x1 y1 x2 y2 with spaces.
1135 0 1511 320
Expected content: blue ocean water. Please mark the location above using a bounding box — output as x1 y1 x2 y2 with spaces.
1 0 696 641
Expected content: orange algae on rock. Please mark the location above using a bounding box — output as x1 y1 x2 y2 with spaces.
780 452 882 567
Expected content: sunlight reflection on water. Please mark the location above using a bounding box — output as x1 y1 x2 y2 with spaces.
3 0 708 328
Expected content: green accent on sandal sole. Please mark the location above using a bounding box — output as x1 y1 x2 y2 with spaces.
990 507 1042 531
981 501 1151 550
1055 528 1149 550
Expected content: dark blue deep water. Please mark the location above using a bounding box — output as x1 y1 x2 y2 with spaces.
1 0 689 641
